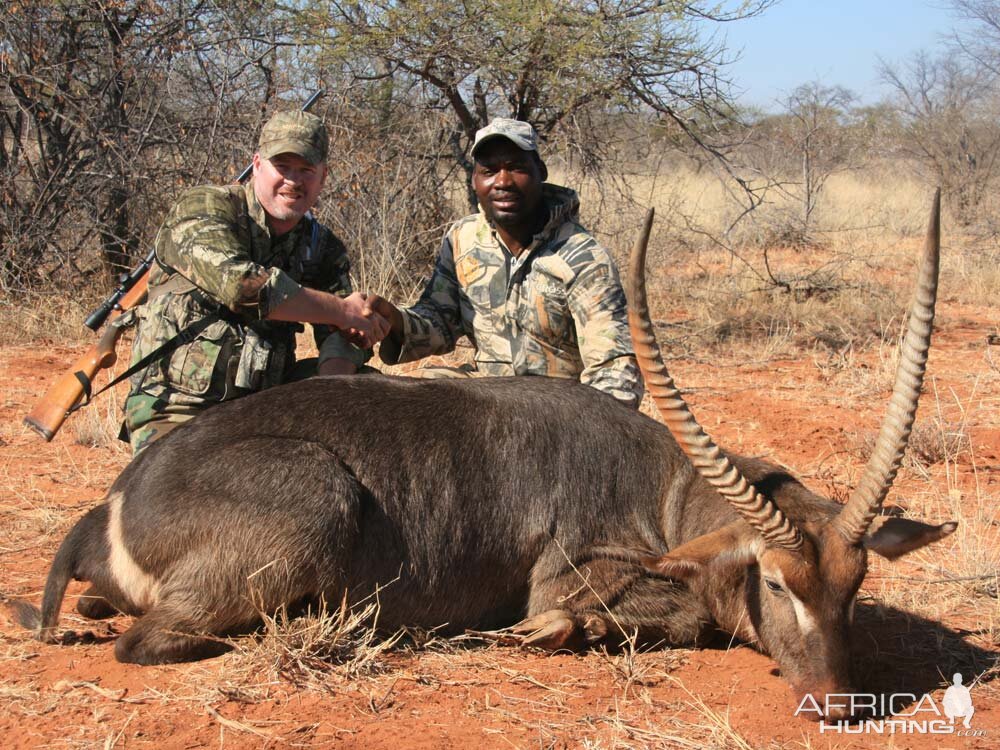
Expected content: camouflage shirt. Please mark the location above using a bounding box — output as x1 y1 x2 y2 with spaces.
127 180 364 414
382 184 643 408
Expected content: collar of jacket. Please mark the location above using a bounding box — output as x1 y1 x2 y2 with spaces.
478 183 581 256
243 179 272 238
538 183 581 234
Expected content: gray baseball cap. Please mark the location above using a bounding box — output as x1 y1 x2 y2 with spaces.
471 118 539 157
471 118 547 179
257 110 329 165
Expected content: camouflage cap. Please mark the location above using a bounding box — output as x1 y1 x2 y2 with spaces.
471 118 539 157
471 118 547 179
258 110 329 164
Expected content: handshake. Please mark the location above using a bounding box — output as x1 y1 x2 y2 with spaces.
336 292 402 350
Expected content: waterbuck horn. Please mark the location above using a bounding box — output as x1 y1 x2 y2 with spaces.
834 189 941 545
627 208 803 551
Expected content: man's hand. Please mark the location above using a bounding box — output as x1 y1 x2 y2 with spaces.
360 293 406 364
361 294 404 335
337 292 390 348
267 288 389 347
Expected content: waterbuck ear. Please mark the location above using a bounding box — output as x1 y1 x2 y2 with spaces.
642 523 759 580
863 516 958 560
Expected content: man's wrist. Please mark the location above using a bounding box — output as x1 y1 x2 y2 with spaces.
378 311 405 364
327 293 351 329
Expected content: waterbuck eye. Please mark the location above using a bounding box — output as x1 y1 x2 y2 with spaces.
764 578 784 594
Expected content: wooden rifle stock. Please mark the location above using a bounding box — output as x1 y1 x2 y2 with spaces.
23 273 150 441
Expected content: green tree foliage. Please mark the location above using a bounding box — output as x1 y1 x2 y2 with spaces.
0 1 291 293
297 0 769 207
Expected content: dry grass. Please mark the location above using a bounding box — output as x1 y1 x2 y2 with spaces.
229 592 402 690
942 243 1000 306
561 163 934 255
850 416 972 471
1 159 997 748
552 163 941 360
0 286 103 346
863 381 1000 629
665 272 902 357
68 380 131 452
906 419 974 469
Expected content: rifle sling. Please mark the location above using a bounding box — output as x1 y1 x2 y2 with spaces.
68 313 221 415
70 187 314 415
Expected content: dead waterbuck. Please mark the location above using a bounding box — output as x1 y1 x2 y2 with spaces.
10 193 952 720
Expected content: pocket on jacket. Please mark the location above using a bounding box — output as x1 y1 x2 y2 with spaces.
166 318 237 397
521 267 572 342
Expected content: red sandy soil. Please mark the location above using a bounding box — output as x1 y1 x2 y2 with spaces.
1 296 998 749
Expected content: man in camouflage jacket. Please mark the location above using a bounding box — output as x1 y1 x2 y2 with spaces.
125 110 387 453
372 118 643 408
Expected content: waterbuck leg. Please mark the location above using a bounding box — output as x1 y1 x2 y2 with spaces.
511 609 606 650
76 585 117 620
114 604 232 665
113 441 364 665
520 554 714 649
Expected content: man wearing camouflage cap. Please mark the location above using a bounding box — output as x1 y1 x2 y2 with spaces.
123 110 388 454
368 117 643 408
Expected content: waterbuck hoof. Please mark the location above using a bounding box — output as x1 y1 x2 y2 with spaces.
511 609 608 650
580 614 609 644
513 610 577 650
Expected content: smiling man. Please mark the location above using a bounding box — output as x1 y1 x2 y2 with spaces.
123 110 388 454
371 118 643 408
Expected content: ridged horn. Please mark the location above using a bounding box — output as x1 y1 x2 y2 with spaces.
627 208 803 551
834 189 941 545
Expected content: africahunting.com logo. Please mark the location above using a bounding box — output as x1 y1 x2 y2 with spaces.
796 673 987 736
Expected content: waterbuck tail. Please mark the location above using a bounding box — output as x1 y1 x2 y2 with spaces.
13 505 105 642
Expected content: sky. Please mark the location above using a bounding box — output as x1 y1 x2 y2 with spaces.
720 0 968 109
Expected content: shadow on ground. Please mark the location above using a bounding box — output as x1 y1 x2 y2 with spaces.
844 600 997 714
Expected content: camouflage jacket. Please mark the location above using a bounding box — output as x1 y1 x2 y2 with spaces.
382 184 643 408
127 180 364 410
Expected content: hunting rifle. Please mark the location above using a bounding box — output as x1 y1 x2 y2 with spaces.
24 90 324 441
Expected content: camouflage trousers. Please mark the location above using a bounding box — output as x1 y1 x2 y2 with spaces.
124 358 323 455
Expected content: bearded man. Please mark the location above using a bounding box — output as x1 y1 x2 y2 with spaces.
124 110 388 453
